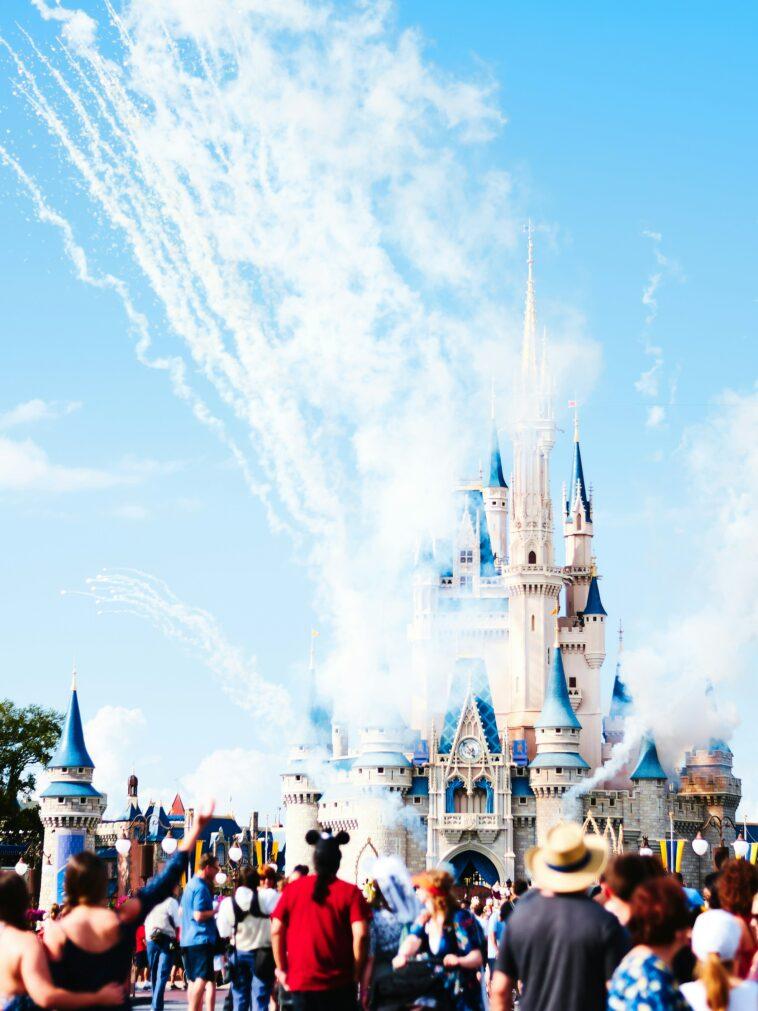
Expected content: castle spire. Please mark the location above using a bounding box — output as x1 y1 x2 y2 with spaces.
49 672 95 769
630 733 667 781
567 425 591 520
521 220 538 391
535 643 581 730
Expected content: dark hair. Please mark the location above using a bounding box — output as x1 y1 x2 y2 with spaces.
713 846 730 871
293 865 309 877
605 853 665 902
259 866 277 885
628 877 689 946
198 852 219 871
0 870 31 930
718 858 758 918
512 879 529 898
238 866 260 889
64 851 108 907
305 829 349 904
499 899 515 922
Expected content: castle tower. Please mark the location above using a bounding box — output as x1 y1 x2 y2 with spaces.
39 673 106 909
504 226 564 737
563 414 594 577
483 405 508 569
530 636 589 843
281 635 330 873
679 740 741 852
630 733 669 845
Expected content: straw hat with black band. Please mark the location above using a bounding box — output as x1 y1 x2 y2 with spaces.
526 822 609 893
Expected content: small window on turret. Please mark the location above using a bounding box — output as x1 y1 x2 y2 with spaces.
569 677 577 688
377 768 384 774
530 614 535 632
556 767 563 774
556 728 562 734
528 551 537 564
460 550 473 564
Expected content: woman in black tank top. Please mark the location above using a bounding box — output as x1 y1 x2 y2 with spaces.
44 803 215 1010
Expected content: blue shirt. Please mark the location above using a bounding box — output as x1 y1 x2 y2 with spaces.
181 874 217 947
608 950 690 1011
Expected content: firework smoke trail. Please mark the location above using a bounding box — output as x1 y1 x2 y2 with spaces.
65 569 291 733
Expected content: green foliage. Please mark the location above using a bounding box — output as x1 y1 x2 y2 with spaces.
0 699 63 843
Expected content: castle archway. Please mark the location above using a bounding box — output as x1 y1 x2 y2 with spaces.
440 843 504 888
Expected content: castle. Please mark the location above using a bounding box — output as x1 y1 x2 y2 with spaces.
280 231 744 888
36 235 746 903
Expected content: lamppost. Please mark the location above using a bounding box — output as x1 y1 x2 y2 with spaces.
691 831 709 891
639 836 654 857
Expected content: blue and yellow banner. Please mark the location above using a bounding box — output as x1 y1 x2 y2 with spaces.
659 838 685 872
749 843 758 865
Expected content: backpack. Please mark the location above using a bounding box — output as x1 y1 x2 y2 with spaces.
230 891 275 985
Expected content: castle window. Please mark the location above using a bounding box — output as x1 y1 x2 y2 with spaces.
530 614 535 632
295 775 301 781
519 797 526 805
460 550 473 564
459 576 471 589
377 768 384 774
590 797 596 806
569 677 577 688
413 797 421 805
555 767 563 775
528 551 537 564
576 514 582 531
556 728 562 734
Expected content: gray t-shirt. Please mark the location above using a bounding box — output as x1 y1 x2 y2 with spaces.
495 891 630 1011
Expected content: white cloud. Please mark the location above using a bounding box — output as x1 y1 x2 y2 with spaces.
4 2 600 725
181 747 285 822
112 504 150 521
84 705 147 814
0 399 81 429
0 435 129 492
645 405 666 428
624 387 758 769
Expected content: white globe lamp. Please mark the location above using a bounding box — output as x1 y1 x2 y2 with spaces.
215 871 228 886
115 838 132 856
14 860 28 876
161 836 178 855
229 845 243 864
692 833 709 858
733 835 749 859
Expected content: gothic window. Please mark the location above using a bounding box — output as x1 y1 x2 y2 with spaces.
576 514 582 531
459 576 471 589
528 550 537 564
453 786 488 814
530 614 535 632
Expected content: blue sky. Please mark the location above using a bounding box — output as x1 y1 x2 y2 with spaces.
0 0 755 823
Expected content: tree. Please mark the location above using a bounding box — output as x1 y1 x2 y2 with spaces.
0 699 63 843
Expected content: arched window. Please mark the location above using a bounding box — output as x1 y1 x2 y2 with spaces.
528 550 537 564
453 786 488 814
530 614 535 632
576 514 582 531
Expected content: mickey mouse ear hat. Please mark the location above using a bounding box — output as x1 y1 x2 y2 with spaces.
305 828 350 865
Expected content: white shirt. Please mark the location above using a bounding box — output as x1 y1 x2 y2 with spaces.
216 888 279 951
144 897 180 940
681 979 758 1011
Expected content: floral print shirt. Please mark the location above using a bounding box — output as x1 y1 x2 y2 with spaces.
409 908 484 1010
608 949 690 1011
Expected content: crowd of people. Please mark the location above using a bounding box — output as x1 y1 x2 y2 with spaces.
1 815 756 1011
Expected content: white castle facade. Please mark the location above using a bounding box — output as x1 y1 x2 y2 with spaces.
281 233 743 887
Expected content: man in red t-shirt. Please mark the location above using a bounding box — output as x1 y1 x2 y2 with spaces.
272 829 369 1011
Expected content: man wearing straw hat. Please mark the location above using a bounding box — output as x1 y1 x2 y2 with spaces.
490 822 630 1011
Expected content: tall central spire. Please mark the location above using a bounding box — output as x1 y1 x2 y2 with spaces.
521 220 538 391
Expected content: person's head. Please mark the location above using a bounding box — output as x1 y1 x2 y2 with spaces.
0 870 31 930
197 852 219 883
703 871 721 909
363 879 391 912
605 853 665 903
412 869 457 921
512 878 529 899
717 858 757 918
305 829 350 903
713 846 730 871
691 910 743 1011
291 864 309 881
470 896 481 913
64 851 108 908
525 822 608 895
48 902 61 921
505 878 512 889
628 877 690 952
238 866 260 890
259 865 278 889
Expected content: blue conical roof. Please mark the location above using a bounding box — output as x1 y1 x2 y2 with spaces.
487 422 507 489
535 646 581 730
583 576 607 616
49 682 95 769
630 734 667 781
567 440 591 520
609 667 633 719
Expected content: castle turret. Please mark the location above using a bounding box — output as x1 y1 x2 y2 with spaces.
530 636 589 842
564 415 594 572
679 739 741 852
582 574 607 670
483 411 508 569
630 733 670 844
39 672 106 909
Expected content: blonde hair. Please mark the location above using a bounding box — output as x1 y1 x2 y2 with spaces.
696 952 732 1011
412 869 457 919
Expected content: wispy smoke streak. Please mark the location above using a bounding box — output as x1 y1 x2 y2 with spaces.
66 569 290 732
2 2 597 719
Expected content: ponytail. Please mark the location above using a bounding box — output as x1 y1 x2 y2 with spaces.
312 870 333 905
697 952 731 1011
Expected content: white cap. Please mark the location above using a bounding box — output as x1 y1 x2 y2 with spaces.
691 910 742 962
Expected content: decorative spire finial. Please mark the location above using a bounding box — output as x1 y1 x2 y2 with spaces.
521 220 538 387
618 619 624 653
573 405 580 443
71 662 77 692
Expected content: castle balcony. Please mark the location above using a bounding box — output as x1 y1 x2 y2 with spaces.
440 813 500 832
568 687 583 711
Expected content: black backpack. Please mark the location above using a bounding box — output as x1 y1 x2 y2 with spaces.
230 891 275 985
